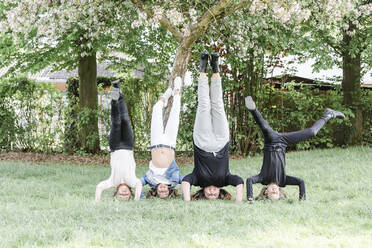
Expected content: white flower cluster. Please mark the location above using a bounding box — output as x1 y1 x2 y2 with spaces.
166 8 184 26
189 9 198 24
249 0 268 15
153 5 163 22
3 0 120 57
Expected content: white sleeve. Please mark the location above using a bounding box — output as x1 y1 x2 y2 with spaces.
96 178 114 190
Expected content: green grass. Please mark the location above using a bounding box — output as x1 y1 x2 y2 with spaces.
1 146 372 248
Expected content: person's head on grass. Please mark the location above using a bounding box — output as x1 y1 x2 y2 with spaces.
113 183 133 200
257 183 287 201
146 183 179 199
192 185 233 200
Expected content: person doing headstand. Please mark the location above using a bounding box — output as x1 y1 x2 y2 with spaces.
181 51 244 203
244 96 345 203
95 80 142 202
141 77 183 198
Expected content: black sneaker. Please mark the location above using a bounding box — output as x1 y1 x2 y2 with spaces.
210 53 220 73
199 51 209 73
112 79 120 88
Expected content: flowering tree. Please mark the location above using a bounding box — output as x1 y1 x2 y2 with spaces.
297 0 372 145
198 0 315 153
0 0 137 153
129 0 251 124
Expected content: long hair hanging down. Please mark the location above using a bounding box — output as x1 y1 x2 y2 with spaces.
255 186 287 200
113 183 134 200
146 185 179 199
191 188 233 200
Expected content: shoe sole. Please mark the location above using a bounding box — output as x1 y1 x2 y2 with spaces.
245 96 256 110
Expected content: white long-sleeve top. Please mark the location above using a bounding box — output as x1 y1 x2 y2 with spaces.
96 149 140 190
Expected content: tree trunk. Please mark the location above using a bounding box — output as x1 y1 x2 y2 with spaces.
338 25 363 145
78 52 100 153
162 36 193 127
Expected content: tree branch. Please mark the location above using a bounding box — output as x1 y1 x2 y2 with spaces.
189 0 250 40
221 0 251 19
130 0 183 42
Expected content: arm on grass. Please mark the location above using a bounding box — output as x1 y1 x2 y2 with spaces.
235 184 244 203
225 174 244 203
285 175 306 200
134 181 142 201
181 181 191 201
95 179 113 203
246 175 263 203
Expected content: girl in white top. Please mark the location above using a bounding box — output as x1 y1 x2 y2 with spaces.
141 77 182 198
95 80 142 202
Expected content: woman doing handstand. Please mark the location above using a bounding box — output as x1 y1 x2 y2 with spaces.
95 80 142 202
244 96 345 202
141 77 183 198
181 51 244 203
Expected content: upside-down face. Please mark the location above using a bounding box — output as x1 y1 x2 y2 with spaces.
265 183 280 200
156 183 170 198
116 184 132 200
204 185 220 200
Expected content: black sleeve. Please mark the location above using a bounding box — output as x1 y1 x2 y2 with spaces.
246 175 263 200
285 175 306 200
182 173 198 186
225 174 244 187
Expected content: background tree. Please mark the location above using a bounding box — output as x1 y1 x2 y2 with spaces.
0 0 138 153
129 0 251 125
295 0 372 145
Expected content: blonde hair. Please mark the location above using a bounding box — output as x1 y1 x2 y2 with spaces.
255 186 287 201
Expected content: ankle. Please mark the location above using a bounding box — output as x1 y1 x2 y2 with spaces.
199 72 207 78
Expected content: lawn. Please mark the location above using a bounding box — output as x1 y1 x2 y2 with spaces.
1 146 372 248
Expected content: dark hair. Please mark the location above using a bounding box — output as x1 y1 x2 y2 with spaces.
146 184 179 199
113 183 134 199
191 188 233 201
255 186 287 201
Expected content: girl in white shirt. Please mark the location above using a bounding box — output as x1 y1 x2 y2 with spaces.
95 80 142 202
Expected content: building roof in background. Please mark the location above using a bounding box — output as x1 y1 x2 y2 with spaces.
29 61 116 83
265 75 372 90
267 56 372 85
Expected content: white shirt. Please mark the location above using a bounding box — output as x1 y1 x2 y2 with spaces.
145 161 173 185
96 149 140 190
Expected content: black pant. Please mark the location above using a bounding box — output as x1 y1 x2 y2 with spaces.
246 109 328 200
109 94 134 151
251 109 327 145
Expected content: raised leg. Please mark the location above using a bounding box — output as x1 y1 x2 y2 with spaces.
250 108 276 144
151 99 165 146
164 93 181 147
210 75 229 145
193 75 213 148
280 117 328 145
109 93 134 151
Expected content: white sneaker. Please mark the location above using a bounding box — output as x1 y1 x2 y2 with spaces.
173 76 182 95
161 88 172 107
245 96 256 111
111 88 120 101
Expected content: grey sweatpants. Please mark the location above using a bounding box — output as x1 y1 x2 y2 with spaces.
193 76 229 152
